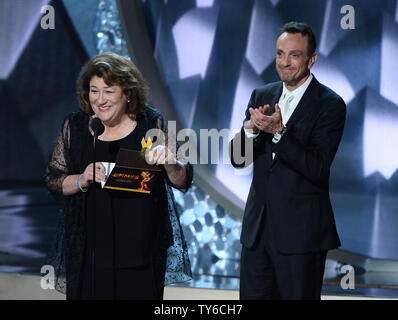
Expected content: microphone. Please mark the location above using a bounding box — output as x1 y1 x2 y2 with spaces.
91 118 105 136
89 117 104 298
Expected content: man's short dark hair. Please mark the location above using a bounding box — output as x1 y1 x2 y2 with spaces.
280 22 316 57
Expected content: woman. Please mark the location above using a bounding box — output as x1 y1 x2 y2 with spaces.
45 52 192 300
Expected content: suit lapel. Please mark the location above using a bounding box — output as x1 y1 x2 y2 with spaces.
258 82 282 153
270 76 319 167
266 83 282 167
267 83 283 116
285 76 319 130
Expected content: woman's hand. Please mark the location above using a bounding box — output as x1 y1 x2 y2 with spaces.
146 145 176 166
145 145 187 189
80 162 107 187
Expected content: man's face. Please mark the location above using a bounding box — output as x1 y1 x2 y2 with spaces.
275 32 316 89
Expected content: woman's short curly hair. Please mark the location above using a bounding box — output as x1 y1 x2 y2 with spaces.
77 52 148 116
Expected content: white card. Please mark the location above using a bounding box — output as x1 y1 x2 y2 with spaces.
101 162 116 188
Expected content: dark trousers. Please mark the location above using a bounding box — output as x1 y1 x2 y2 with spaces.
240 216 327 300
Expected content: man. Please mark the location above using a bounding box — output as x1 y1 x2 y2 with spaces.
230 22 346 300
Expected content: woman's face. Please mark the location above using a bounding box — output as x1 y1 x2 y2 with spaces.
89 75 128 126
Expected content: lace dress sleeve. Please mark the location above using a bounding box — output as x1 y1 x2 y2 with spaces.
151 114 192 286
44 118 71 196
155 114 193 192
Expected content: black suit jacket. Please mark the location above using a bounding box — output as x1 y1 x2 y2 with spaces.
230 76 346 254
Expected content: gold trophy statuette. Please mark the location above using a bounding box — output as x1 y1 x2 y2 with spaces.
141 136 153 158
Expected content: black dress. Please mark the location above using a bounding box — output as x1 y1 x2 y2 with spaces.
44 107 192 300
81 120 162 299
